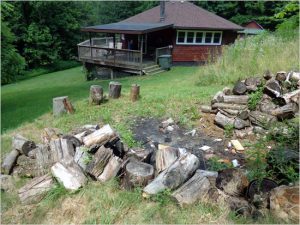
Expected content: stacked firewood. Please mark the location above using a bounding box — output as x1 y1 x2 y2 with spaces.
201 70 300 137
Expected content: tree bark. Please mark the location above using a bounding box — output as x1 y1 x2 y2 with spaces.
109 81 122 99
35 144 52 176
18 174 54 204
53 96 75 116
83 124 116 147
1 149 20 174
41 128 61 144
172 170 218 206
214 112 235 128
130 84 140 102
156 144 178 173
233 81 247 95
200 105 217 114
12 134 36 156
212 103 248 111
89 85 103 105
143 153 200 196
271 103 299 120
124 161 154 189
223 95 249 104
97 156 122 182
249 111 277 128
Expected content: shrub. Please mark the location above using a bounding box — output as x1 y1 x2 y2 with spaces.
247 86 264 111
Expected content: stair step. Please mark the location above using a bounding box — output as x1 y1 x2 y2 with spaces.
145 67 162 73
143 64 159 70
149 70 165 75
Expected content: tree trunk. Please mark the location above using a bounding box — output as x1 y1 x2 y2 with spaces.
124 161 154 189
49 138 75 164
200 105 217 114
172 170 218 206
89 85 103 105
83 124 116 147
109 81 122 99
249 111 277 128
41 128 61 144
271 103 299 120
212 103 248 111
53 96 75 116
279 89 300 105
143 153 200 196
264 79 282 98
18 174 54 204
130 84 140 102
35 144 53 176
214 112 235 128
12 134 36 156
1 149 20 174
97 156 122 182
233 81 247 95
223 95 249 104
156 144 178 173
51 160 87 190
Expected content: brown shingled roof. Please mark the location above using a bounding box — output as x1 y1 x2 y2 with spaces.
122 1 243 31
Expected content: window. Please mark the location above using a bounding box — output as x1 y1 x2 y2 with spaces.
176 30 222 45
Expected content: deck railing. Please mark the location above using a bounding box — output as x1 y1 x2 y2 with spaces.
155 46 172 63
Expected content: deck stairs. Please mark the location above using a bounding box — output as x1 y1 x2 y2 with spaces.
143 64 165 75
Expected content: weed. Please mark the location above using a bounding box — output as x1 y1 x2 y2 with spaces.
248 86 264 111
207 156 232 171
224 124 234 138
150 189 173 206
41 182 69 205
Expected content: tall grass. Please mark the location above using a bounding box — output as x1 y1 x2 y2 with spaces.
198 31 299 85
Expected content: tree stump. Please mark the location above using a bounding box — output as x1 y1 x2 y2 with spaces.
124 161 154 189
1 149 20 174
130 84 140 102
12 134 36 156
53 96 75 116
89 85 103 105
109 81 122 99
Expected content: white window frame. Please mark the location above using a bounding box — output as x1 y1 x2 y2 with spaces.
176 30 223 45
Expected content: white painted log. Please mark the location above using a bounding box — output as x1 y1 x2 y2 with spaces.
156 144 178 173
1 149 20 174
53 96 75 116
172 170 218 206
143 153 200 195
98 156 122 182
83 124 116 147
18 174 54 204
12 134 36 156
51 161 87 190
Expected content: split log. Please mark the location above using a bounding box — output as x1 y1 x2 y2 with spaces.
124 161 154 189
258 98 277 114
279 89 300 105
223 95 249 104
74 146 90 171
53 96 75 116
156 144 178 173
74 130 90 142
50 138 75 164
271 103 299 120
61 135 82 147
127 147 152 163
86 146 113 178
211 91 224 104
51 161 87 190
216 168 249 197
98 156 122 182
35 144 52 176
212 103 248 111
1 149 20 174
83 124 116 147
172 170 218 206
143 153 200 195
18 174 54 204
286 71 300 82
89 85 103 105
264 79 282 98
214 112 234 128
264 70 273 80
200 105 217 114
234 118 250 129
249 111 277 128
41 128 61 144
12 155 39 177
275 71 287 82
130 84 140 102
109 81 122 99
12 134 36 156
233 81 247 95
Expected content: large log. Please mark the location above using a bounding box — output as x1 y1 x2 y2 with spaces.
89 85 103 105
12 134 36 156
264 79 282 98
172 170 218 206
98 156 122 182
143 153 200 195
130 84 140 102
51 161 87 190
249 111 277 128
271 103 299 120
35 144 52 176
214 112 234 128
223 95 249 104
212 103 248 111
18 174 54 204
83 124 116 147
233 81 247 95
53 96 75 116
156 144 178 173
50 138 75 163
109 81 122 99
1 149 20 174
124 161 154 189
279 89 300 105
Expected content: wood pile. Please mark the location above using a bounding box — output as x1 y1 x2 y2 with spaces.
201 70 299 136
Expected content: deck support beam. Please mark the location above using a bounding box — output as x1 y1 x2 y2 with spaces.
140 34 143 76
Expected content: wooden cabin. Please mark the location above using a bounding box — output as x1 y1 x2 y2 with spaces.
238 21 265 37
78 1 243 77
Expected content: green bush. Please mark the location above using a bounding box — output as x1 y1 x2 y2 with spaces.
247 86 264 111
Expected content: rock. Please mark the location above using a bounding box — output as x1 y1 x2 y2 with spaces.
233 81 247 95
0 174 15 192
216 168 249 197
270 185 299 223
161 118 174 128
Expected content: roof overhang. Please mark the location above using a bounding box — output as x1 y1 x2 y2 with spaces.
81 22 174 34
174 26 244 31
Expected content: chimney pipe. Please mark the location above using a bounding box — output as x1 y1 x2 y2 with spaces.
160 1 165 22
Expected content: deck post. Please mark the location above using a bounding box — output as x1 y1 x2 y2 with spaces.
110 68 114 80
89 32 92 59
113 34 116 66
139 34 143 76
